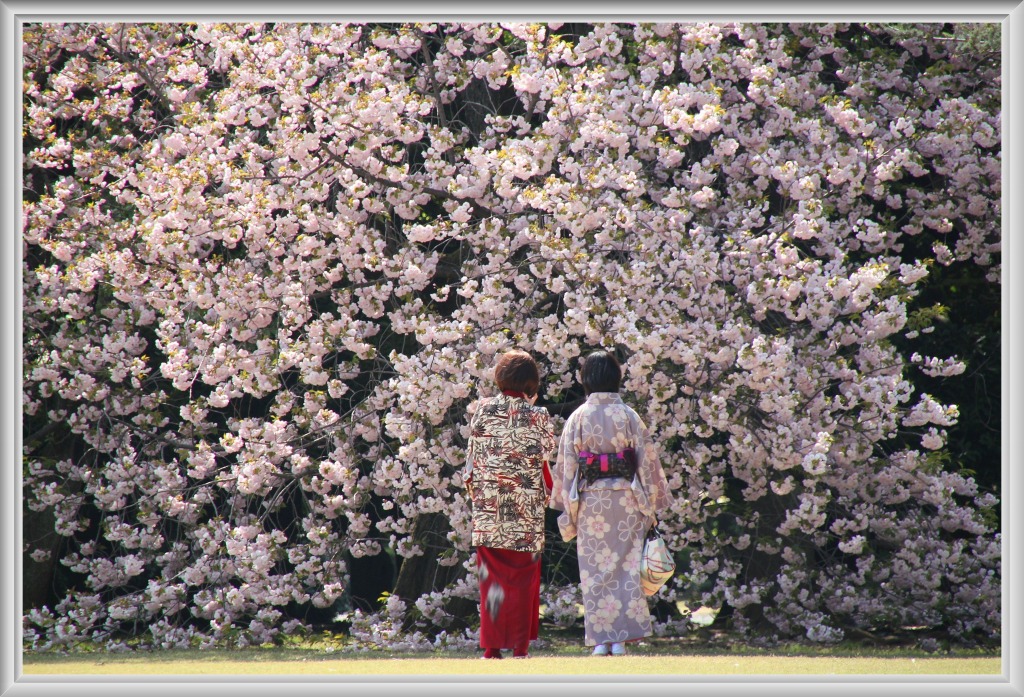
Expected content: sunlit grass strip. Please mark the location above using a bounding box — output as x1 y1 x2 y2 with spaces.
22 654 1001 676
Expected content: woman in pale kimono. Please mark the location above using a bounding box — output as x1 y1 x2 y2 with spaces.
549 350 674 656
465 349 555 659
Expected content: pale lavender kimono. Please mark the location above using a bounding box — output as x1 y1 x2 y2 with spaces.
549 392 674 646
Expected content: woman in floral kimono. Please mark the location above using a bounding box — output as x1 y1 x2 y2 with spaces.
465 349 555 659
549 350 674 656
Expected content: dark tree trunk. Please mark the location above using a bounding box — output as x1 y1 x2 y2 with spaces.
22 436 78 612
392 512 476 634
709 489 796 635
23 504 63 610
708 600 735 629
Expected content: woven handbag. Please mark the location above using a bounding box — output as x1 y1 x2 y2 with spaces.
639 524 675 596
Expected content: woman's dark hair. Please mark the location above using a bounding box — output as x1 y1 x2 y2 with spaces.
494 349 540 396
580 350 621 394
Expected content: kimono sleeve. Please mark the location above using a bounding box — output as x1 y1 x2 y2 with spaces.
634 415 674 514
538 407 557 463
535 408 556 496
549 411 581 513
464 407 480 498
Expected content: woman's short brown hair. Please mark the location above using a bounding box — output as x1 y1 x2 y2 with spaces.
493 349 540 396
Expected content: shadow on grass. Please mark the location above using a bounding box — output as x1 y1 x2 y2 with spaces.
23 623 1000 666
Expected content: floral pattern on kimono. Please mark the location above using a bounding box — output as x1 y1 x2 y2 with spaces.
465 394 556 553
549 392 674 542
548 392 676 645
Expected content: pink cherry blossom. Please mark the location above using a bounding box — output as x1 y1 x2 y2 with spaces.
22 20 999 651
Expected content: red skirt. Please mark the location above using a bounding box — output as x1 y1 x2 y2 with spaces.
477 546 541 653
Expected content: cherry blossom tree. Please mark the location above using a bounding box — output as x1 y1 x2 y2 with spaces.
22 20 999 651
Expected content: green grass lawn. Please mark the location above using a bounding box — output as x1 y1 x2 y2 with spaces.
22 634 1001 677
21 607 1001 678
21 652 1001 677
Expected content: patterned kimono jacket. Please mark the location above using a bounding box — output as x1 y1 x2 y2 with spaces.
465 394 556 554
